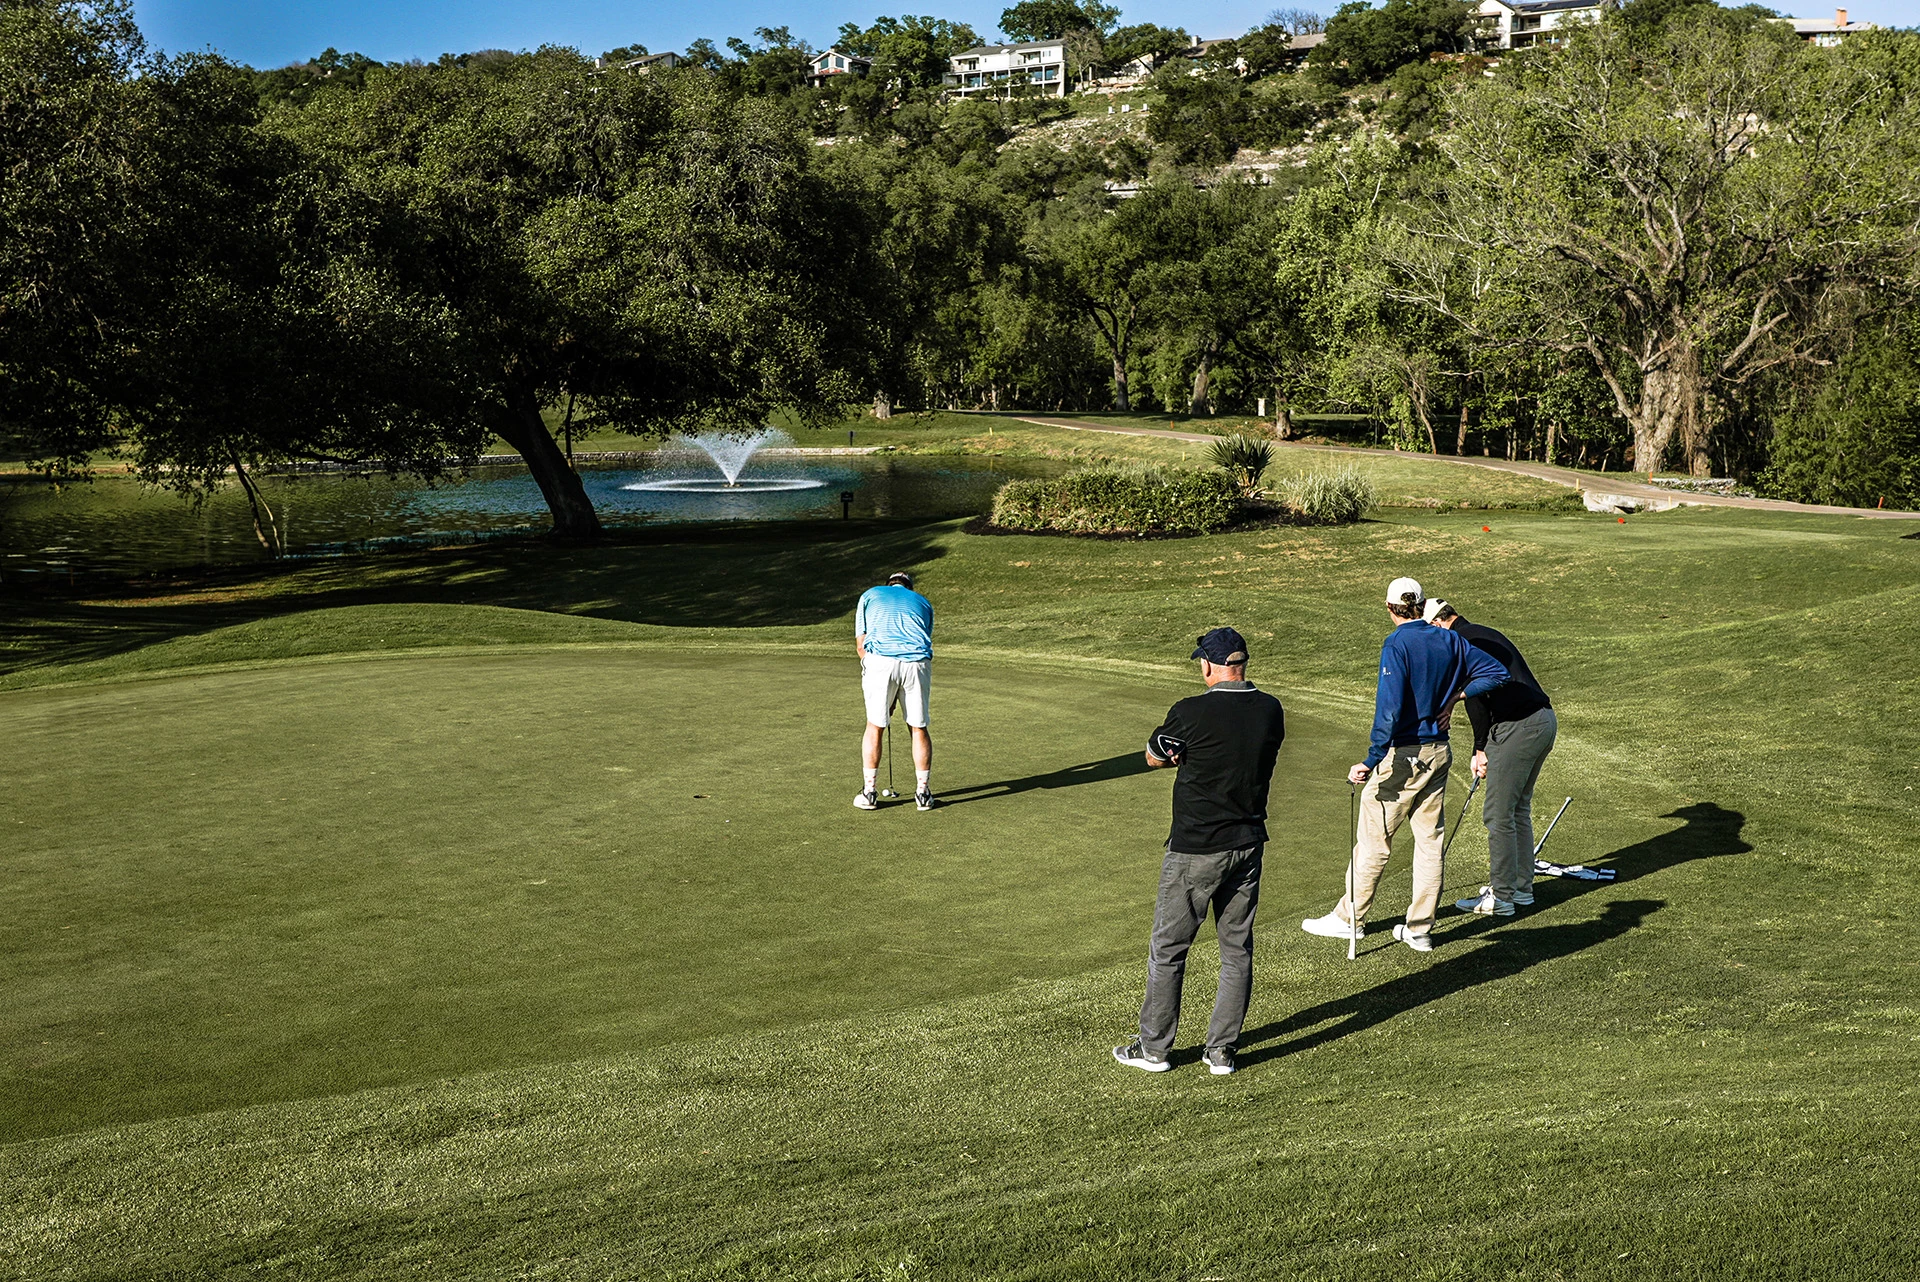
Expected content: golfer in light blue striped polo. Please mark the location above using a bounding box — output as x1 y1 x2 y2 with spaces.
854 571 937 811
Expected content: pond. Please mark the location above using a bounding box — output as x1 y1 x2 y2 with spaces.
0 450 1057 581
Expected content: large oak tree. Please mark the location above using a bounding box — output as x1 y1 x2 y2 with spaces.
1388 14 1920 474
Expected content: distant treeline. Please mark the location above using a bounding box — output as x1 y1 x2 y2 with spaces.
4 0 1918 543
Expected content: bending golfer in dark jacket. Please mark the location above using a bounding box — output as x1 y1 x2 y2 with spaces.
1426 600 1556 915
1302 578 1507 952
1114 628 1285 1077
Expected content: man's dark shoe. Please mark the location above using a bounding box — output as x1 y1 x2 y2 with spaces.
915 790 940 811
1112 1038 1171 1073
1203 1047 1236 1076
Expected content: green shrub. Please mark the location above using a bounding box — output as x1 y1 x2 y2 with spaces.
1207 434 1274 497
1273 466 1376 523
990 466 1241 535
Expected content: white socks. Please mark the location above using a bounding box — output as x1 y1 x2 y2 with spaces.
916 770 931 794
863 767 878 792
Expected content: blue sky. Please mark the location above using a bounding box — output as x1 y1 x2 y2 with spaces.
136 0 1914 68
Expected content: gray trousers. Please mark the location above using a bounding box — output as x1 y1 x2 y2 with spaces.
1484 707 1557 902
1138 844 1261 1057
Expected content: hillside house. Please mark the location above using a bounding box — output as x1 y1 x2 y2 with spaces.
616 52 684 72
946 41 1068 96
807 48 871 87
1473 0 1602 48
1783 8 1874 44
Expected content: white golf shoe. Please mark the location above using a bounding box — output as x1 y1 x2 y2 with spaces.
1302 911 1361 939
1455 886 1515 916
853 789 879 810
1392 924 1434 952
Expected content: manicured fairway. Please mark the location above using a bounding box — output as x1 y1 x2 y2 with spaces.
4 487 1919 1279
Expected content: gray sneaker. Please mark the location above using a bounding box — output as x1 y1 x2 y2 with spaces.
1112 1038 1171 1073
853 789 879 810
1203 1047 1236 1076
1510 887 1535 906
1455 886 1515 916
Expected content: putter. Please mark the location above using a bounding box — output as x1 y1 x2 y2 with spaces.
1532 796 1573 858
882 708 896 798
1440 772 1482 896
1347 782 1359 962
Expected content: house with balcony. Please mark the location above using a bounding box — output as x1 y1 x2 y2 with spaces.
946 41 1068 97
1473 0 1602 48
807 48 871 87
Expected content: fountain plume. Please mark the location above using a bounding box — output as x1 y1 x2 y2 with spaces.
679 428 792 486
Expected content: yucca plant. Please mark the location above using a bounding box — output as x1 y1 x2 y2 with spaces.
1207 434 1274 497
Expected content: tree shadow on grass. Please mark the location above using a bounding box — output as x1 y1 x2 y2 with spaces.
0 520 956 676
941 752 1154 806
1235 802 1750 1066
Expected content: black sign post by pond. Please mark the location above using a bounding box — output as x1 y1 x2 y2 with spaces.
840 491 855 519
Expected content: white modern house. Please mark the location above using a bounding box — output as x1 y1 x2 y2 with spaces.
1473 0 1603 49
946 41 1068 96
807 48 871 86
1783 8 1874 44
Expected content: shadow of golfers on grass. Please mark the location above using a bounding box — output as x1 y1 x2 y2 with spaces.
1233 802 1751 1067
1386 801 1750 950
941 752 1155 806
1237 898 1665 1066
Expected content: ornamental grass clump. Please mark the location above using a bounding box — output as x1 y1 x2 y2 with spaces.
990 466 1241 535
1274 466 1376 524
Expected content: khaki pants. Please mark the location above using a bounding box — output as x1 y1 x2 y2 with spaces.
1334 742 1451 939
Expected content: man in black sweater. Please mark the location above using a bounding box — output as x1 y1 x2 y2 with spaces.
1114 628 1285 1077
1426 600 1557 915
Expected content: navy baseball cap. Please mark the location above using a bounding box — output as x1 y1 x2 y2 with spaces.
1191 627 1249 664
886 571 914 588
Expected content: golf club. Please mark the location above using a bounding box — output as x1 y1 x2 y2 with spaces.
1532 796 1572 857
881 698 897 798
1439 771 1482 894
1347 782 1359 962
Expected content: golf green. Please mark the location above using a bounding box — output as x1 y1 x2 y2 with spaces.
3 650 1355 1140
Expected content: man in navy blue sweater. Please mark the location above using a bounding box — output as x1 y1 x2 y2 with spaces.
1303 577 1508 952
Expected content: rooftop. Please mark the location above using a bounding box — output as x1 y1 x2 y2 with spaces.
952 40 1067 57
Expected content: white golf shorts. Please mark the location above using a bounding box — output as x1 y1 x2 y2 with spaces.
862 655 931 729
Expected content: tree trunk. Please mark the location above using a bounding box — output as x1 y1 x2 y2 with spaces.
227 447 283 557
873 391 892 420
1633 363 1695 477
1112 355 1130 412
495 383 601 541
1188 339 1218 417
1544 418 1557 466
1454 402 1469 455
1276 397 1292 441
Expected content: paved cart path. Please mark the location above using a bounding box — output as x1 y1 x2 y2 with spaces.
1004 415 1920 521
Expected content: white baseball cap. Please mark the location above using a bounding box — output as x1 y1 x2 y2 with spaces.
1423 598 1449 622
1386 577 1424 606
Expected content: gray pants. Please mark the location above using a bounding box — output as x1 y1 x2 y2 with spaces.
1138 844 1261 1057
1484 707 1557 902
